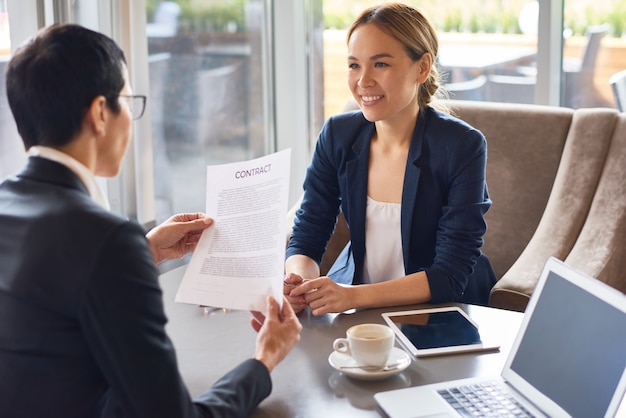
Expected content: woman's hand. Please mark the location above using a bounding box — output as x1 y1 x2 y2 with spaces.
287 276 353 316
283 273 308 313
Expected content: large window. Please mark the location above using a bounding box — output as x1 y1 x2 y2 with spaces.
145 0 273 223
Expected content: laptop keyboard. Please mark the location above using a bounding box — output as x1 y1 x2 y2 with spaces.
437 381 536 418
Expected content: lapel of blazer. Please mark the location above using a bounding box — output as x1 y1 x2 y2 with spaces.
401 109 426 266
345 123 373 274
19 156 90 196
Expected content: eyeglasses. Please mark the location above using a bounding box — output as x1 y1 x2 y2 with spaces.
118 94 147 120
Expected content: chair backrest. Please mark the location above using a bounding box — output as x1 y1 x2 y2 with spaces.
196 64 244 145
443 75 487 101
580 24 608 72
564 112 626 294
610 70 626 112
486 74 535 104
562 25 609 108
489 108 617 311
449 101 573 279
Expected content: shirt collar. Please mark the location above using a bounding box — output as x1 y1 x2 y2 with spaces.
27 146 111 210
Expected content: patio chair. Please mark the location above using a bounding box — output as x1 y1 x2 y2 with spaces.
513 24 609 108
563 24 609 108
486 74 535 104
609 70 626 112
196 63 246 146
443 75 487 101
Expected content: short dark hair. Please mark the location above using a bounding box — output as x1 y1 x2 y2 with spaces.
6 24 127 149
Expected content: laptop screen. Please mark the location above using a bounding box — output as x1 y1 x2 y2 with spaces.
508 268 626 417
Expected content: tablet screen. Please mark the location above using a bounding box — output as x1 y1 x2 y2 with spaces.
382 307 500 357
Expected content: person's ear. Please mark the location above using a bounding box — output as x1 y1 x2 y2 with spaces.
416 52 432 84
86 95 108 137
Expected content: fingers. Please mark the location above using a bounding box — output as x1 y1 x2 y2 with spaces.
250 316 262 332
170 212 207 222
283 273 303 288
279 296 298 318
179 218 213 251
249 299 272 333
185 233 202 246
186 217 213 231
250 311 264 332
284 274 307 311
287 299 306 314
284 292 307 312
252 295 303 372
265 296 279 317
288 278 319 296
299 279 345 316
169 213 213 229
194 217 213 226
251 309 266 325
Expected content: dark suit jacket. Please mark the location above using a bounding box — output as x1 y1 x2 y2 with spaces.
286 107 496 305
0 157 271 418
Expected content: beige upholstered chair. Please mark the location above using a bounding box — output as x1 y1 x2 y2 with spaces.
449 101 573 281
488 108 618 311
562 113 626 295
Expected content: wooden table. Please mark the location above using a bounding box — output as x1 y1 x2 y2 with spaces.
160 265 524 417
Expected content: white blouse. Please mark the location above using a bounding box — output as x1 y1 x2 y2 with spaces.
362 196 405 284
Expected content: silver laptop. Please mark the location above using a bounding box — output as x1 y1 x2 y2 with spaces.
375 257 626 418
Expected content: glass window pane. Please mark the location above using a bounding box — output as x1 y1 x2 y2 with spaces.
0 0 24 181
146 0 270 222
562 0 624 109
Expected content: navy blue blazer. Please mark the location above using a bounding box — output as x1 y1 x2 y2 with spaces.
0 157 271 417
286 107 496 305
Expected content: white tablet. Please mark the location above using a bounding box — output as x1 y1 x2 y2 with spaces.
381 306 500 357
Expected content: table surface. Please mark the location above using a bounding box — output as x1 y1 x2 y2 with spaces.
160 265 524 418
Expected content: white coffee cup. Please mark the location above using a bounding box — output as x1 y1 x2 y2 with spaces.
333 323 395 367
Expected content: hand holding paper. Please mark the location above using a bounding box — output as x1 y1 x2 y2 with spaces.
175 149 291 313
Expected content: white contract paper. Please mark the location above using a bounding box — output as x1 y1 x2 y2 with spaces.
175 149 291 312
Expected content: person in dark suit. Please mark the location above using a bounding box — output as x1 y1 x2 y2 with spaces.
284 3 496 315
0 23 301 418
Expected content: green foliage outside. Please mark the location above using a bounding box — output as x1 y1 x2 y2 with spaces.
146 0 247 33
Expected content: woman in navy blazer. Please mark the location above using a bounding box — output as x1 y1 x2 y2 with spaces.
284 3 496 315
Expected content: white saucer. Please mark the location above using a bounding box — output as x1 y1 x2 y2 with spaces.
328 347 411 380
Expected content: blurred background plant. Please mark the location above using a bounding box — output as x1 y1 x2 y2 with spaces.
148 0 246 33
